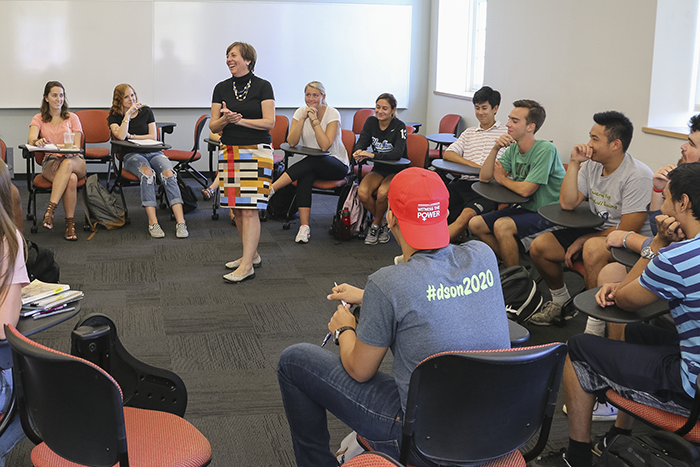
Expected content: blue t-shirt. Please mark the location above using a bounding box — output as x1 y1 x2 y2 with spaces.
639 233 700 398
357 242 511 410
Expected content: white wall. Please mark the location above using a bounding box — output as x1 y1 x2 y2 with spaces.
1 0 430 176
426 0 688 170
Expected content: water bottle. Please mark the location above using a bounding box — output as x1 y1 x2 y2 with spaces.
340 207 352 241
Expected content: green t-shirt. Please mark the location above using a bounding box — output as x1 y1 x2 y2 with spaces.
499 140 565 212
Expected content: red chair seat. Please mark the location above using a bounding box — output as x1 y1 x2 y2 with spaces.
120 169 139 182
290 178 347 190
356 435 525 467
32 175 86 190
606 389 700 441
31 406 212 467
85 147 110 159
428 148 441 160
569 260 586 276
164 149 202 162
353 165 372 178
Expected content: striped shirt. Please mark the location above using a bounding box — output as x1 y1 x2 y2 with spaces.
445 121 508 179
639 233 700 398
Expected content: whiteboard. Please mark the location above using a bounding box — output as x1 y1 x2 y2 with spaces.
0 1 412 109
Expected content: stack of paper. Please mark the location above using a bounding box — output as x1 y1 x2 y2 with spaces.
20 280 83 319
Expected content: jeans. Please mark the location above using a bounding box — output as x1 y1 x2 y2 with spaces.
278 343 405 467
0 371 24 466
124 152 183 208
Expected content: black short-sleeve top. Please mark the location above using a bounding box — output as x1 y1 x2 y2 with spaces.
211 72 275 146
107 107 156 136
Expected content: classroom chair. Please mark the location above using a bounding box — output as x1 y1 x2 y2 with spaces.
70 314 188 417
20 134 87 234
164 114 210 189
271 114 289 165
353 109 374 136
427 114 462 162
604 372 700 442
406 134 428 168
5 323 212 467
359 343 567 467
344 452 405 467
74 109 113 188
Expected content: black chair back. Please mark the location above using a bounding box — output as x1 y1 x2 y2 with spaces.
71 314 188 417
400 343 567 466
6 324 127 467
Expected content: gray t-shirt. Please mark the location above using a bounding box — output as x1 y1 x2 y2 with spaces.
357 242 511 410
577 153 654 235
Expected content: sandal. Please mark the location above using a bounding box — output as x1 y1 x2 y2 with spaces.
64 217 77 241
201 187 215 201
43 201 58 229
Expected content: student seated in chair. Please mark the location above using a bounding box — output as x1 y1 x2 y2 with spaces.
277 167 511 466
0 159 29 466
443 86 508 242
469 99 565 268
534 162 700 467
528 111 652 329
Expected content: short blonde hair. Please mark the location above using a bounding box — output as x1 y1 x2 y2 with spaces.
305 81 326 105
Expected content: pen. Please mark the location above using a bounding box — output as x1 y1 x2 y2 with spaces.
321 282 348 347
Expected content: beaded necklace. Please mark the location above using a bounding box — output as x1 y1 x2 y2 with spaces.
232 78 252 102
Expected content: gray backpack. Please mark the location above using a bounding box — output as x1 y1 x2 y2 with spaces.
81 174 126 239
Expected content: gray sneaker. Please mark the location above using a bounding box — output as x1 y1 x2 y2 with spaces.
378 223 391 243
176 222 189 238
149 223 165 238
364 224 380 245
529 301 562 326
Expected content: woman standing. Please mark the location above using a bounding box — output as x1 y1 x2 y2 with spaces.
27 81 85 241
210 42 275 283
353 93 407 245
270 81 348 243
108 84 188 239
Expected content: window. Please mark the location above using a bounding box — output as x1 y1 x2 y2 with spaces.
435 0 488 97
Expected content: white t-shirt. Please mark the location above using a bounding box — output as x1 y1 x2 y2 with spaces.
292 105 349 166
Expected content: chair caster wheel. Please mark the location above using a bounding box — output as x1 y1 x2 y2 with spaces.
212 214 219 220
83 225 90 231
31 226 38 233
283 222 290 230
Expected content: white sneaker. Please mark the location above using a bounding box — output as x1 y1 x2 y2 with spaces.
529 301 562 326
295 225 310 243
335 431 364 465
562 401 618 422
149 223 165 238
394 254 405 265
175 222 189 238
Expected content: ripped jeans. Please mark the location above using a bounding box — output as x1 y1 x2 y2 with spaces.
123 151 183 208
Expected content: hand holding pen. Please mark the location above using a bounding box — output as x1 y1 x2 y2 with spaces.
321 282 349 347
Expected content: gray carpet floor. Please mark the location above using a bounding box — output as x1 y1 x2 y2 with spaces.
5 178 646 466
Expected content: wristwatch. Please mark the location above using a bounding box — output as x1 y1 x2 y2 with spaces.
640 246 657 260
333 326 355 345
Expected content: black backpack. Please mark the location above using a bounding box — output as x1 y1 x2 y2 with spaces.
25 241 60 283
266 184 298 221
598 432 700 467
175 174 198 214
499 266 542 323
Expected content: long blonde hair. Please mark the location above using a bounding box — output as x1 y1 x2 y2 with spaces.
0 160 20 307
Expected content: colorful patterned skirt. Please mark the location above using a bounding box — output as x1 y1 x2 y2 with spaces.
218 143 273 209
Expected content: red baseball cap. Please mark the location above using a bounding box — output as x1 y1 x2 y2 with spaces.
388 168 449 250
